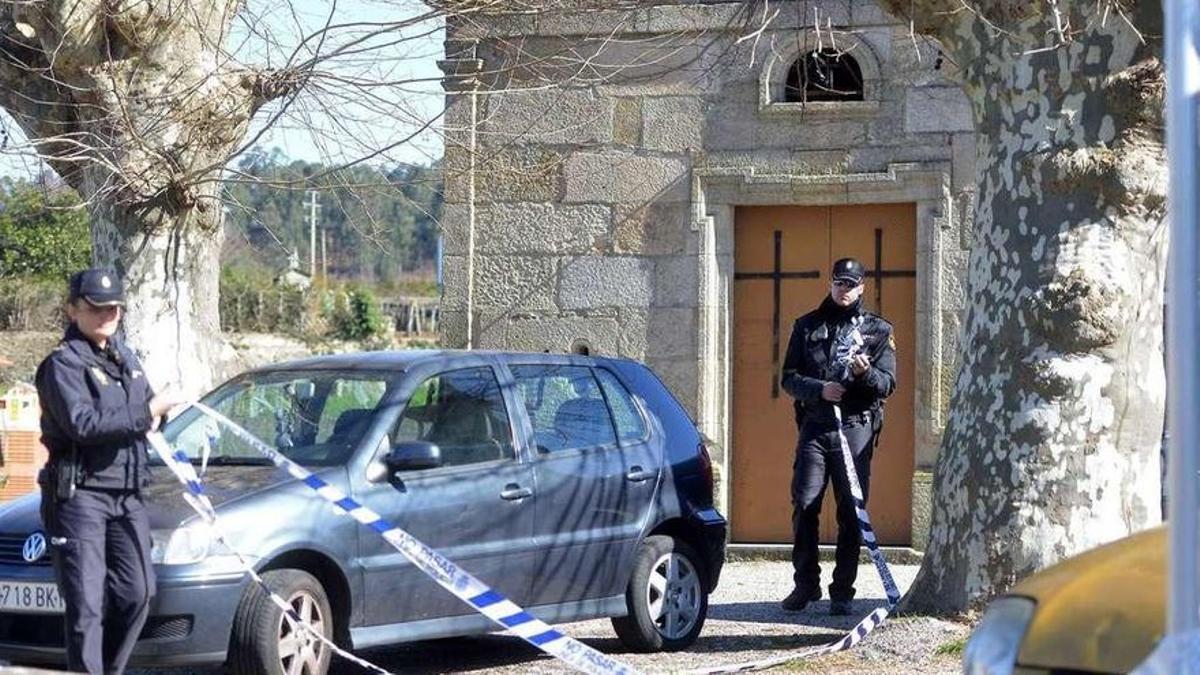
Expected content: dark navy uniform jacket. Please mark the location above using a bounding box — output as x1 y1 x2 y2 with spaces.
35 324 156 491
781 296 897 429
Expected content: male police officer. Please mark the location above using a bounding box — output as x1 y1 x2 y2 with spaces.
36 269 180 674
779 257 896 616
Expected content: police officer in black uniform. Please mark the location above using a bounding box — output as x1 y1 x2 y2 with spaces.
779 258 896 616
36 269 180 674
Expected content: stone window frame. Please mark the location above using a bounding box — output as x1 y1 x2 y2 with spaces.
783 48 866 103
758 31 883 118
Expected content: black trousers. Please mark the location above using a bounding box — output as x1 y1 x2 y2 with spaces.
790 419 875 601
41 488 155 675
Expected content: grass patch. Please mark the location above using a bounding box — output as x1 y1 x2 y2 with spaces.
935 636 967 656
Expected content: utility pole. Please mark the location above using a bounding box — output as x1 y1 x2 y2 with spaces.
307 190 321 278
322 228 328 281
465 75 478 350
1166 0 1200 642
1133 4 1200 674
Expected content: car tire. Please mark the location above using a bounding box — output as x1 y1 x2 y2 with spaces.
228 568 334 675
612 534 708 652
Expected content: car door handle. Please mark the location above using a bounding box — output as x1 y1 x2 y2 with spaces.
626 466 655 482
500 484 533 500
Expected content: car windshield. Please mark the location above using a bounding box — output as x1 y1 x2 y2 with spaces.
158 369 402 467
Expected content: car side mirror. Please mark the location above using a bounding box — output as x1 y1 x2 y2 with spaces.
386 441 442 472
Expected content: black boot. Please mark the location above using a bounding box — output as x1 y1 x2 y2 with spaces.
781 587 821 612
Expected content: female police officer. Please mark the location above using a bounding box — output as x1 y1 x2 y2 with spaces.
36 269 181 674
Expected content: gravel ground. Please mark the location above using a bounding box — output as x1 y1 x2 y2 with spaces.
132 560 971 675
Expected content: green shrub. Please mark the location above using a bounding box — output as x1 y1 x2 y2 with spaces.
331 285 386 341
0 183 91 279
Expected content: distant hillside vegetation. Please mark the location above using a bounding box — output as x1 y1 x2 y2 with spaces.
222 147 443 286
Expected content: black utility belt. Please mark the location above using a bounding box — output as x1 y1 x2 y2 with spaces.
804 410 876 428
78 483 141 491
841 411 877 425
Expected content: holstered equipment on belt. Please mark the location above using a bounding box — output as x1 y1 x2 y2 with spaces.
52 445 80 501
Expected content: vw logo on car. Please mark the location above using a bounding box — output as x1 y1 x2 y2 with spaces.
22 532 47 564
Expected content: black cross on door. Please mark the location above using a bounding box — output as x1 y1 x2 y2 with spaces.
866 228 917 312
733 230 820 398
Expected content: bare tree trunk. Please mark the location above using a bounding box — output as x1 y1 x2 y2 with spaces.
878 1 1167 613
87 185 224 392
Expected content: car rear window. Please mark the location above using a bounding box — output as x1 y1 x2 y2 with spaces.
511 364 618 453
594 368 647 443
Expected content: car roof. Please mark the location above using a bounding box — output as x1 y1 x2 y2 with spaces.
244 349 636 374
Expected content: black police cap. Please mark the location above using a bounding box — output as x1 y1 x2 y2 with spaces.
68 268 126 307
831 258 865 285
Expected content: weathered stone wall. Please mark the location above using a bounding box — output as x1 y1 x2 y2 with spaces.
439 0 976 536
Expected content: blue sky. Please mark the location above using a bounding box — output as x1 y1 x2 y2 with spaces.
0 0 446 179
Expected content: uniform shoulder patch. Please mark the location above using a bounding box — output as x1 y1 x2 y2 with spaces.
888 334 896 351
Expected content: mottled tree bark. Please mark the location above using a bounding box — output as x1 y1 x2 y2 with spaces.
0 1 295 391
879 1 1167 613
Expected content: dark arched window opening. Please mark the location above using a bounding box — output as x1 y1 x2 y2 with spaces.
784 49 864 102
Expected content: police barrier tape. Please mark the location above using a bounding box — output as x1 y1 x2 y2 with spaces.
687 404 901 675
156 401 641 675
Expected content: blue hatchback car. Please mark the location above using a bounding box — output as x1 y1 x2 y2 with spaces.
0 351 727 674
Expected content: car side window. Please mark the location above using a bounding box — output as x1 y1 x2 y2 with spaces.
390 367 514 468
594 368 647 443
511 364 617 453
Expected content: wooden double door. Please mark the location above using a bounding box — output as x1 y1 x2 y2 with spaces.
731 204 916 544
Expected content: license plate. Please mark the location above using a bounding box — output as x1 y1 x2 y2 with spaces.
0 581 64 614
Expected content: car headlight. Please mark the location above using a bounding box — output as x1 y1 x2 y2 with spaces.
963 596 1036 675
151 523 213 565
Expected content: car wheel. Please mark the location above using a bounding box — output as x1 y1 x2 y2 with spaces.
229 569 334 675
612 534 708 652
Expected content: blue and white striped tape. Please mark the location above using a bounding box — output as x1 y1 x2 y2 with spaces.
170 401 640 675
689 403 901 674
838 406 901 607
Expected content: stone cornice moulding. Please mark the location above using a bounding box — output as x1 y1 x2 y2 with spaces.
693 162 944 187
689 161 951 231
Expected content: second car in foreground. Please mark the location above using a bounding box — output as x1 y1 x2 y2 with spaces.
964 526 1164 674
